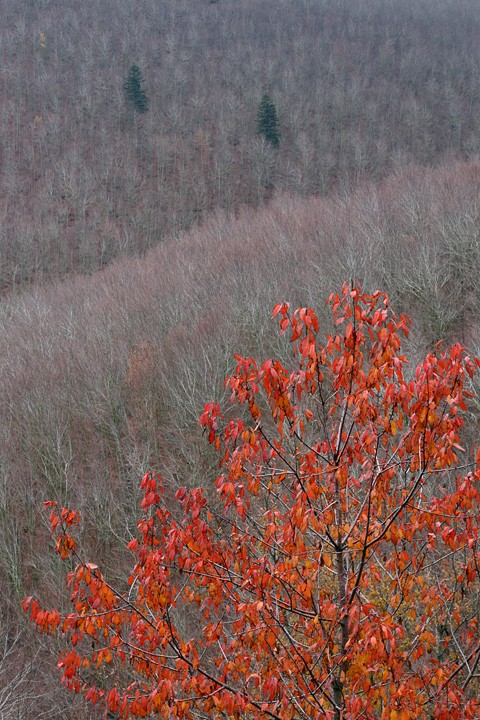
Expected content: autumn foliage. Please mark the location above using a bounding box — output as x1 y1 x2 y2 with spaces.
24 284 480 720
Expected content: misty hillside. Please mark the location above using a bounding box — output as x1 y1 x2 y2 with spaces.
2 157 480 718
1 0 480 287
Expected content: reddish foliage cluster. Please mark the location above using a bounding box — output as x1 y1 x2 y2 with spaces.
24 285 480 719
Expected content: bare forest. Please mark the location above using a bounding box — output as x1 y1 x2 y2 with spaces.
0 0 480 717
2 0 480 286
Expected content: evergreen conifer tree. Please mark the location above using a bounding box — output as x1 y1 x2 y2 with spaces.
257 92 280 147
123 65 149 114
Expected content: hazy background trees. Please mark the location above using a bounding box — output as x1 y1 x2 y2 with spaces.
1 0 480 287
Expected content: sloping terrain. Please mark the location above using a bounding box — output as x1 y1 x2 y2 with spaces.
1 0 480 287
2 158 480 718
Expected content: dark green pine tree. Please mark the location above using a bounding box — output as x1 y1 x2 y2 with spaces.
123 65 149 114
257 93 280 148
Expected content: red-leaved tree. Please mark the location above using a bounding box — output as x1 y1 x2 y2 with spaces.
24 284 480 720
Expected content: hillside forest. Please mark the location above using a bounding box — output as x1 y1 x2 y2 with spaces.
0 0 480 718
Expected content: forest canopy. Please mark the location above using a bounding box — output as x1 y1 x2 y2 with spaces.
1 0 480 287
